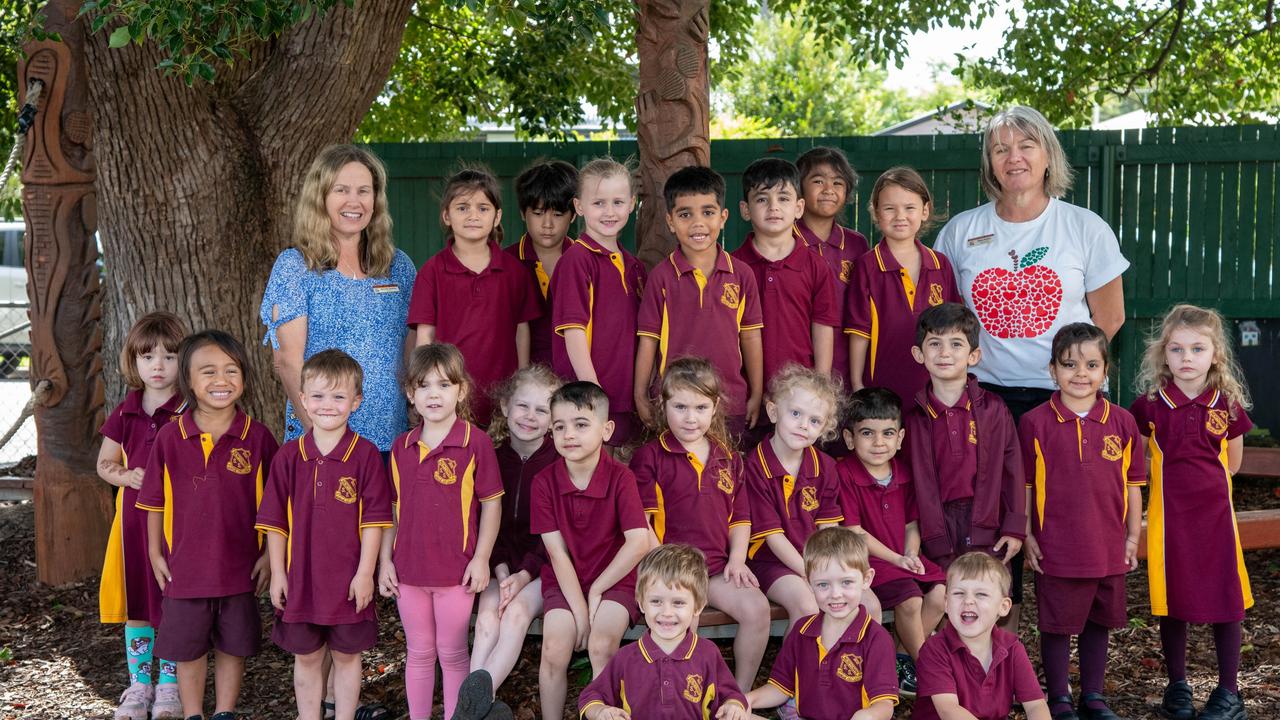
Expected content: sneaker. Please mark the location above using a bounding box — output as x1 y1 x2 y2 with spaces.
115 682 153 720
483 700 514 720
896 653 918 698
452 669 495 720
150 684 182 719
1199 686 1246 720
1158 680 1196 720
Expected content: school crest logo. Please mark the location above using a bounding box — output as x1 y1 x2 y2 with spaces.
721 283 741 309
839 260 853 283
717 468 734 494
1206 409 1229 435
226 448 252 475
968 420 978 445
434 457 458 485
928 282 945 306
1101 435 1124 462
682 673 704 703
836 652 863 683
800 485 819 511
335 476 358 504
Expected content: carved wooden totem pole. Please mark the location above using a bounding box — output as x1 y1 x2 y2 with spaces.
635 0 712 268
20 0 109 585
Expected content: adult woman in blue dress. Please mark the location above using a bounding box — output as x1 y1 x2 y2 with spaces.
260 144 416 454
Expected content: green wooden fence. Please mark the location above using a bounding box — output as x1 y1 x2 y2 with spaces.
368 125 1280 405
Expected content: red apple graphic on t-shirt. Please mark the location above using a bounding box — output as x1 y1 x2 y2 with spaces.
970 247 1063 338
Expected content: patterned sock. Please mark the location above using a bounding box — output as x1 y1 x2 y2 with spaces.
1159 617 1188 682
1212 622 1241 693
123 626 155 685
157 657 179 686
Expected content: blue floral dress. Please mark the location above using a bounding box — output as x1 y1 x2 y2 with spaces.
260 248 417 451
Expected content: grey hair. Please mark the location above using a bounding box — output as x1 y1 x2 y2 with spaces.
980 106 1075 202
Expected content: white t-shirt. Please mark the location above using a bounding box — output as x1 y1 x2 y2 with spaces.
934 198 1129 389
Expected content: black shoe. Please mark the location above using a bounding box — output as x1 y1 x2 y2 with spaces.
1050 695 1081 720
1198 686 1246 720
210 714 236 720
452 669 495 720
1158 680 1197 720
896 653 917 698
483 700 514 720
1077 693 1124 720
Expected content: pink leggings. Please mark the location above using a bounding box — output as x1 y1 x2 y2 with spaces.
397 584 475 720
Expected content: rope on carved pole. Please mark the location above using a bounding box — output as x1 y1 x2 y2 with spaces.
0 79 44 190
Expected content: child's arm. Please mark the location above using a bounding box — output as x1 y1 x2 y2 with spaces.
850 523 922 574
740 328 763 428
994 414 1027 562
1023 486 1041 573
542 530 591 649
415 324 436 346
146 511 170 591
723 524 759 588
463 497 501 593
1226 435 1245 475
562 328 599 384
1125 484 1143 570
851 698 895 720
515 322 531 367
745 683 789 711
901 521 928 575
96 438 143 490
927 695 982 720
266 531 288 611
847 334 869 391
764 533 807 576
378 514 400 598
587 527 649 619
1023 699 1052 720
633 335 659 428
350 526 381 613
811 322 833 374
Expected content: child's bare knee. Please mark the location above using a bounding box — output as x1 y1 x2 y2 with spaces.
587 628 622 660
899 596 923 614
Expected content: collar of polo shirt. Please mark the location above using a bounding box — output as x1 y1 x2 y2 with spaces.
638 629 699 663
404 418 471 451
176 408 251 442
299 427 360 462
1048 392 1110 424
1158 384 1219 409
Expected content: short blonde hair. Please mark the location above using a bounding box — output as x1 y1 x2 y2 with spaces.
579 156 637 196
293 144 396 277
487 364 562 444
946 551 1013 597
980 106 1075 202
120 312 188 389
804 526 870 577
301 349 364 397
636 544 709 611
767 363 843 443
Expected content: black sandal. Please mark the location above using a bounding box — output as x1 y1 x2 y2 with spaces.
354 703 392 720
1050 695 1081 720
322 700 336 720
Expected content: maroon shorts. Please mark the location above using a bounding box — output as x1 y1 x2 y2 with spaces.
542 574 638 624
750 560 802 595
1036 573 1127 634
607 412 641 449
271 617 378 655
155 593 262 661
940 499 1025 604
873 578 940 610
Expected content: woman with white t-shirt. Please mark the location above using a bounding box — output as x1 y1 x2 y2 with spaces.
933 105 1129 635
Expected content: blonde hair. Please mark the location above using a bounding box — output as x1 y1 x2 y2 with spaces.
301 349 364 397
654 357 732 451
441 166 504 246
1136 304 1252 417
579 156 638 196
980 106 1075 202
868 166 944 239
402 343 474 423
487 364 562 444
120 312 188 389
803 526 870 577
293 144 395 277
767 363 843 443
947 551 1012 597
636 544 709 611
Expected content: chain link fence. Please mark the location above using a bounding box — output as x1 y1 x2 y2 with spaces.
0 221 36 468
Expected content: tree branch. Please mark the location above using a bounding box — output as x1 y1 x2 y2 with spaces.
1124 0 1186 95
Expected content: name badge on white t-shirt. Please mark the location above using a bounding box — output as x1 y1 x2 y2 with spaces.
966 233 994 248
372 284 400 294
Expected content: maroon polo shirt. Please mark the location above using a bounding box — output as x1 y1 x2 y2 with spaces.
636 248 763 417
836 456 944 588
407 240 541 424
796 219 870 383
529 452 647 595
505 234 573 366
767 607 899 720
922 389 980 503
550 233 647 413
578 630 747 719
102 390 188 471
256 429 393 625
389 419 505 587
1019 394 1146 578
844 242 961 403
730 233 839 384
493 436 559 578
913 624 1044 720
1130 386 1254 621
631 433 750 576
745 438 843 566
136 410 279 599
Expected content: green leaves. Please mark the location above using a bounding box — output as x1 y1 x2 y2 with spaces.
106 24 129 48
1020 247 1049 268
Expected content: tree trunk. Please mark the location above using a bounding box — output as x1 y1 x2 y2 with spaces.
21 0 107 585
84 0 415 427
633 0 711 268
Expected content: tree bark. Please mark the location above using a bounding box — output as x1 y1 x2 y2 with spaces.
84 1 415 426
634 0 711 268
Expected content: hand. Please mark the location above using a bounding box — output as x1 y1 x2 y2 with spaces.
270 572 288 612
125 468 145 490
1024 535 1043 574
596 707 630 720
993 535 1023 563
746 395 762 429
897 553 926 575
1124 538 1139 571
150 554 172 592
572 604 592 651
636 397 656 429
588 591 603 624
378 560 400 598
462 556 491 594
349 572 375 613
723 560 759 589
251 552 271 595
499 570 532 613
717 701 750 720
